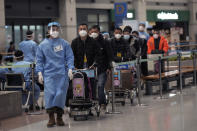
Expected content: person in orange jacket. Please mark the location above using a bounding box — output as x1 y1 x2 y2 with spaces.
147 29 169 54
147 29 169 92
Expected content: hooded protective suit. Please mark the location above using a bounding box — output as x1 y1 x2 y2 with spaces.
36 38 74 109
12 61 40 105
19 40 37 63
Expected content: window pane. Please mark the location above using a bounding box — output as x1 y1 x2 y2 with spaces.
29 25 35 33
29 25 36 42
5 25 12 48
99 14 108 22
88 14 97 22
99 23 109 32
22 25 28 40
88 22 97 29
14 25 21 48
45 25 48 37
36 25 43 43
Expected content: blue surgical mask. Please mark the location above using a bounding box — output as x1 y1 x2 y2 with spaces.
123 35 130 40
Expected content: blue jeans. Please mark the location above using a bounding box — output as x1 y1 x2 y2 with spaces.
97 72 107 105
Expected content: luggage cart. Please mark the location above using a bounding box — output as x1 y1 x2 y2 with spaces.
69 69 100 120
106 64 136 106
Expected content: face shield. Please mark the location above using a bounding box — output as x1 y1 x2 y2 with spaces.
48 22 62 38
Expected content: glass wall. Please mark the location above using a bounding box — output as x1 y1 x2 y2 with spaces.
5 25 47 49
86 13 109 32
99 14 109 32
5 26 12 49
14 25 21 48
77 9 110 32
36 25 43 43
87 14 98 28
22 25 28 40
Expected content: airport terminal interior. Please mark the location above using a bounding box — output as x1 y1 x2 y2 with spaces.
1 0 197 131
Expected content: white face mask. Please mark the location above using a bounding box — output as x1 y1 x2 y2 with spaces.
139 26 145 32
91 33 98 39
123 35 130 40
115 34 122 39
153 34 159 39
50 31 59 38
79 30 87 37
89 34 93 38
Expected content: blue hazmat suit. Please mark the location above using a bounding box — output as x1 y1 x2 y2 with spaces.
12 61 40 105
0 66 9 80
139 31 150 40
36 38 74 109
19 40 38 63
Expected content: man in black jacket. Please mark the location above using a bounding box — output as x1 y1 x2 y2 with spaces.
132 31 148 76
123 26 139 60
71 23 98 69
111 27 131 62
71 23 99 100
90 25 113 108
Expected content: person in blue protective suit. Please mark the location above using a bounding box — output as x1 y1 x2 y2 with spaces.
138 23 150 41
36 22 74 127
19 30 37 63
12 50 40 110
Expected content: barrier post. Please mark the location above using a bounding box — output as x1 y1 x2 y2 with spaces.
153 56 169 100
28 63 42 115
193 51 197 87
178 52 183 93
136 58 141 105
159 56 163 99
95 67 99 99
136 58 148 107
111 68 115 112
167 52 169 72
31 63 36 112
105 66 121 114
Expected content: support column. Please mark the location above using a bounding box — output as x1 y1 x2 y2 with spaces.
133 0 147 22
0 0 6 51
189 0 197 41
57 0 77 43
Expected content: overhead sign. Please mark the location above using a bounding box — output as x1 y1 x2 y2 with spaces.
147 10 190 22
157 12 179 20
114 2 127 27
127 13 133 19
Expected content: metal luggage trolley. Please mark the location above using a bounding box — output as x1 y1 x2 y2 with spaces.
69 68 100 120
106 64 136 106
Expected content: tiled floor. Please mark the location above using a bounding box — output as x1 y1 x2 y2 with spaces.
1 87 197 131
